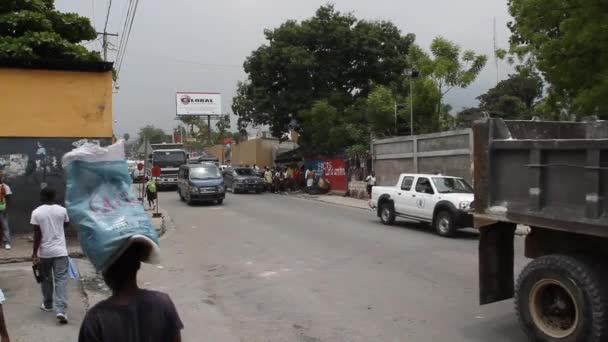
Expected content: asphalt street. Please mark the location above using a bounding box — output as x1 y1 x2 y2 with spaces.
148 191 529 342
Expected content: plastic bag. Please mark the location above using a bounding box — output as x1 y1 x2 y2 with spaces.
63 140 160 272
68 257 79 280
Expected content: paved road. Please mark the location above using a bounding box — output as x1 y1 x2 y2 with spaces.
150 191 529 342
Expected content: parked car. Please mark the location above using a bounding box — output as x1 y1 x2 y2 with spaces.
177 164 225 205
369 173 474 237
223 167 265 194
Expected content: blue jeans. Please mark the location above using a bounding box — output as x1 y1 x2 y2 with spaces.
0 211 9 245
39 256 69 314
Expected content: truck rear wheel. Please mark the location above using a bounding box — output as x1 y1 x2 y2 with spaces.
380 202 395 226
515 254 608 342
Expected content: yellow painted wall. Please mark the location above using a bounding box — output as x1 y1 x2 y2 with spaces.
0 68 113 137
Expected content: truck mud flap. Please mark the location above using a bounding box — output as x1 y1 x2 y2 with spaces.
479 222 516 305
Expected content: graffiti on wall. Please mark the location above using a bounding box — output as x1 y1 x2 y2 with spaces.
0 138 110 233
304 158 347 192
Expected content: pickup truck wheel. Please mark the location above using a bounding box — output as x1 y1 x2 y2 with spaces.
434 210 456 237
380 203 396 225
515 255 608 342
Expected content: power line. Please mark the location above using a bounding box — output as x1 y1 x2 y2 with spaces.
115 0 134 67
103 0 113 33
116 0 141 79
100 0 115 61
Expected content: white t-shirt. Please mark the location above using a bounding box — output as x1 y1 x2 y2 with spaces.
1 184 12 195
30 204 69 258
366 176 377 186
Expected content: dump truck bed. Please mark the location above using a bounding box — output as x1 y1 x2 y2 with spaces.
473 119 608 237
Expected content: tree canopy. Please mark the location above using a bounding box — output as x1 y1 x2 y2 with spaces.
233 5 488 156
477 72 543 119
137 125 171 146
507 0 608 118
0 0 100 62
409 37 487 126
233 4 415 137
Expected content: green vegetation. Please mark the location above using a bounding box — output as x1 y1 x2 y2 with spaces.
0 0 100 62
506 0 608 118
233 4 487 155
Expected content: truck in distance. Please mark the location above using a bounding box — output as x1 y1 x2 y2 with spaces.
149 143 188 189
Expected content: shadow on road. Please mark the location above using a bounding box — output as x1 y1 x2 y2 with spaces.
368 218 479 240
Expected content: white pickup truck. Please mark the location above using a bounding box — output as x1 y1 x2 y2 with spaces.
369 173 474 237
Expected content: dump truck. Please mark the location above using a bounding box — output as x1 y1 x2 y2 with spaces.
474 119 608 341
149 143 188 189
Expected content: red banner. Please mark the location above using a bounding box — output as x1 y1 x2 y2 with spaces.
321 158 347 192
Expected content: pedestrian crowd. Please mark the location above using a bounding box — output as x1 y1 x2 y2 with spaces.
259 165 330 194
0 169 183 341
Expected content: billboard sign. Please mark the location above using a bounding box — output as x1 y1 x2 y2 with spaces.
176 92 221 115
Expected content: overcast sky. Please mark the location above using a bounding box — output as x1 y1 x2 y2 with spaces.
55 0 513 137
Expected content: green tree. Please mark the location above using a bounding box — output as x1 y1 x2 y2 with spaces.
214 115 231 144
298 101 352 156
507 0 608 117
477 72 543 119
137 125 170 146
0 0 100 62
233 4 415 137
409 37 487 127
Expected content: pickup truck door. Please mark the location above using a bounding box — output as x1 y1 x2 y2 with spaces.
411 177 438 221
394 176 416 214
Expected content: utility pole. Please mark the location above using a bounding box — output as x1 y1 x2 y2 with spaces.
410 75 414 137
207 115 212 144
97 32 119 62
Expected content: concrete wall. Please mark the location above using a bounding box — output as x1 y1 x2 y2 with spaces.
348 180 368 199
371 129 472 186
0 66 113 233
0 68 113 138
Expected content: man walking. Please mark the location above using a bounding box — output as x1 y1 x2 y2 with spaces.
79 243 183 341
31 188 70 324
145 177 157 210
0 172 12 250
365 171 377 198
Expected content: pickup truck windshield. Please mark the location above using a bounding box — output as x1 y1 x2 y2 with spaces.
432 177 473 194
190 166 221 179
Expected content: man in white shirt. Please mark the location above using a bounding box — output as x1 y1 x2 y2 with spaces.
365 171 377 198
0 171 13 250
31 187 70 325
